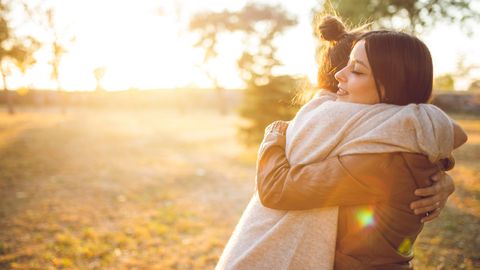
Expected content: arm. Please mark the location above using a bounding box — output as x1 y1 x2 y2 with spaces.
256 121 386 210
258 121 456 217
411 120 464 222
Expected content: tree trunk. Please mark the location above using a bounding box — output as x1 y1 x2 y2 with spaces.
1 70 14 115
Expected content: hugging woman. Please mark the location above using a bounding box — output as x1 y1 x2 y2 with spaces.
216 16 466 270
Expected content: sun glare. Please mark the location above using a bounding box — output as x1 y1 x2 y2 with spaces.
44 0 249 91
7 0 480 91
12 0 317 91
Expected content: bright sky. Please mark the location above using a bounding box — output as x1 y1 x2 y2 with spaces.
9 0 480 91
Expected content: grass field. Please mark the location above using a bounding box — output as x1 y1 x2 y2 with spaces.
0 106 478 269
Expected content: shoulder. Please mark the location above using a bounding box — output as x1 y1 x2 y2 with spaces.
339 152 434 171
339 152 436 185
339 152 405 168
404 103 452 123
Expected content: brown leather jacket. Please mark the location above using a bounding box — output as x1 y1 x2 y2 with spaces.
255 122 447 270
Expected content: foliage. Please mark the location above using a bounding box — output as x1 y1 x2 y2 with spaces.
191 4 297 86
468 80 480 92
434 74 455 91
238 75 302 145
0 1 39 114
190 4 299 143
45 8 75 89
323 0 480 34
454 55 480 89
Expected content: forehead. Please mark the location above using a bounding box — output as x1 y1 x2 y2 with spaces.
350 40 369 65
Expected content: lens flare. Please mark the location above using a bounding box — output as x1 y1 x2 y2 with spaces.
398 238 412 256
355 208 374 227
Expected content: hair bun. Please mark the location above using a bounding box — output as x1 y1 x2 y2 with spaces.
319 16 347 41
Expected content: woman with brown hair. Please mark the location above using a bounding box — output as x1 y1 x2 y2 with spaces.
216 16 465 270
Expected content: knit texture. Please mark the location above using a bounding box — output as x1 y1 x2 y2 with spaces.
216 90 454 270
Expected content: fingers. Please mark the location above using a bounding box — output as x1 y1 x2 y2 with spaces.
420 208 441 223
430 171 445 182
444 173 455 195
269 121 288 134
412 170 453 223
264 121 288 137
410 194 442 211
413 201 440 215
414 182 442 197
417 172 455 198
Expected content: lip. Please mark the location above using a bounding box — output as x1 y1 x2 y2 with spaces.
337 85 349 96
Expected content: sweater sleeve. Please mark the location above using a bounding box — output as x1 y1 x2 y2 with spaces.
256 129 390 210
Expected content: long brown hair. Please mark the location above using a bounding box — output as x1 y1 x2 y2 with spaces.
359 31 433 105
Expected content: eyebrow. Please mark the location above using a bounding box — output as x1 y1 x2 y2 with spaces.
352 59 369 69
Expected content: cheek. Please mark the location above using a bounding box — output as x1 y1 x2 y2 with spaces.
350 76 371 92
361 78 379 102
351 76 379 102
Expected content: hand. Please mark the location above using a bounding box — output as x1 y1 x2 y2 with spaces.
258 121 289 155
409 171 455 223
264 120 289 136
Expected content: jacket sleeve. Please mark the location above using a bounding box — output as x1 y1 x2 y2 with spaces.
256 128 389 210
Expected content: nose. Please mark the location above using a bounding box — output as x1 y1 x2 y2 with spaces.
334 66 347 83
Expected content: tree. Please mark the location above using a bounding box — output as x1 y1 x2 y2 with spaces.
93 67 107 92
190 4 298 144
468 80 480 92
239 75 302 144
20 1 76 111
190 10 237 115
46 8 75 114
0 1 39 114
454 54 480 91
235 6 300 143
322 0 480 34
434 74 455 91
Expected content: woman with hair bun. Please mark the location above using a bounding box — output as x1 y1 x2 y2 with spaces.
316 16 363 93
216 16 466 270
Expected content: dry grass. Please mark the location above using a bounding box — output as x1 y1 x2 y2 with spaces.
414 114 480 269
0 107 478 269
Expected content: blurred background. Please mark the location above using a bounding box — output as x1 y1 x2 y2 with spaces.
0 0 479 269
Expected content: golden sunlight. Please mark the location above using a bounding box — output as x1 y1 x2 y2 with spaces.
1 1 479 269
4 0 480 92
21 0 249 91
